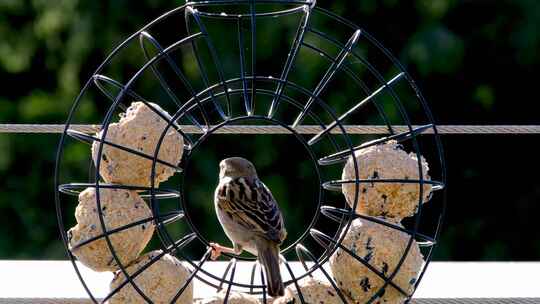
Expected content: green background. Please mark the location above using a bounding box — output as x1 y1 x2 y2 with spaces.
0 0 539 261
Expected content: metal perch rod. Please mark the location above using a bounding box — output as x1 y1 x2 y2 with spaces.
0 124 539 134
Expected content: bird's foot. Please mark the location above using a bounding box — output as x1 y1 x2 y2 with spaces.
209 242 236 260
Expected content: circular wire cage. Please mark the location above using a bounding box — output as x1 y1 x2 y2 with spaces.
55 1 447 303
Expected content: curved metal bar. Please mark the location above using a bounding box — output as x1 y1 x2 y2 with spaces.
309 229 409 298
249 261 260 293
195 3 309 20
68 251 99 303
170 248 212 303
322 179 445 192
185 6 232 118
280 255 307 304
163 83 342 165
66 129 183 173
187 0 315 19
295 244 350 304
58 182 180 199
237 16 251 115
295 245 310 273
218 258 236 291
318 124 435 165
305 26 416 151
92 76 128 112
162 259 268 293
93 74 143 101
165 251 231 291
69 211 184 251
291 29 361 128
154 75 349 166
300 41 394 138
138 32 190 110
318 206 356 225
54 6 192 303
92 31 209 304
308 72 404 146
332 10 447 293
92 74 194 146
305 25 430 298
102 232 197 303
222 259 238 302
182 48 226 122
414 212 444 288
139 31 209 131
139 32 198 97
248 0 257 116
363 31 447 301
260 266 268 304
160 76 347 137
319 206 437 246
302 25 432 259
268 3 313 118
139 32 202 276
188 0 313 5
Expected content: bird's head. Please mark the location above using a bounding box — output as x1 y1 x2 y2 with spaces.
219 157 258 179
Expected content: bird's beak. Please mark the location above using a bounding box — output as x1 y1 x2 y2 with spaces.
218 161 226 178
220 158 229 167
219 161 225 171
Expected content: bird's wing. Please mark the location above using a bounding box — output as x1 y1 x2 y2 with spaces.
216 176 286 244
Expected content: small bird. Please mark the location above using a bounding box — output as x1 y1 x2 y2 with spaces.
211 157 287 297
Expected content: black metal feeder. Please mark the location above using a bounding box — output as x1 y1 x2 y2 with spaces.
55 1 447 303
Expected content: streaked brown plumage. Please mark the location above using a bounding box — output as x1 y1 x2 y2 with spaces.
211 157 287 297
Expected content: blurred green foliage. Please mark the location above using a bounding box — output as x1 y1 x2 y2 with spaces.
0 0 539 260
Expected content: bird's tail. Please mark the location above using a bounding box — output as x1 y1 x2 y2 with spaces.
256 240 284 297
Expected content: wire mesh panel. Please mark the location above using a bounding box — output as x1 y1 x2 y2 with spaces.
55 1 446 303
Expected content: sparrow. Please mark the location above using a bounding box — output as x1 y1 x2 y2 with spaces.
211 157 287 297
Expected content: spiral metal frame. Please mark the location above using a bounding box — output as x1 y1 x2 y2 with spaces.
54 1 447 303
